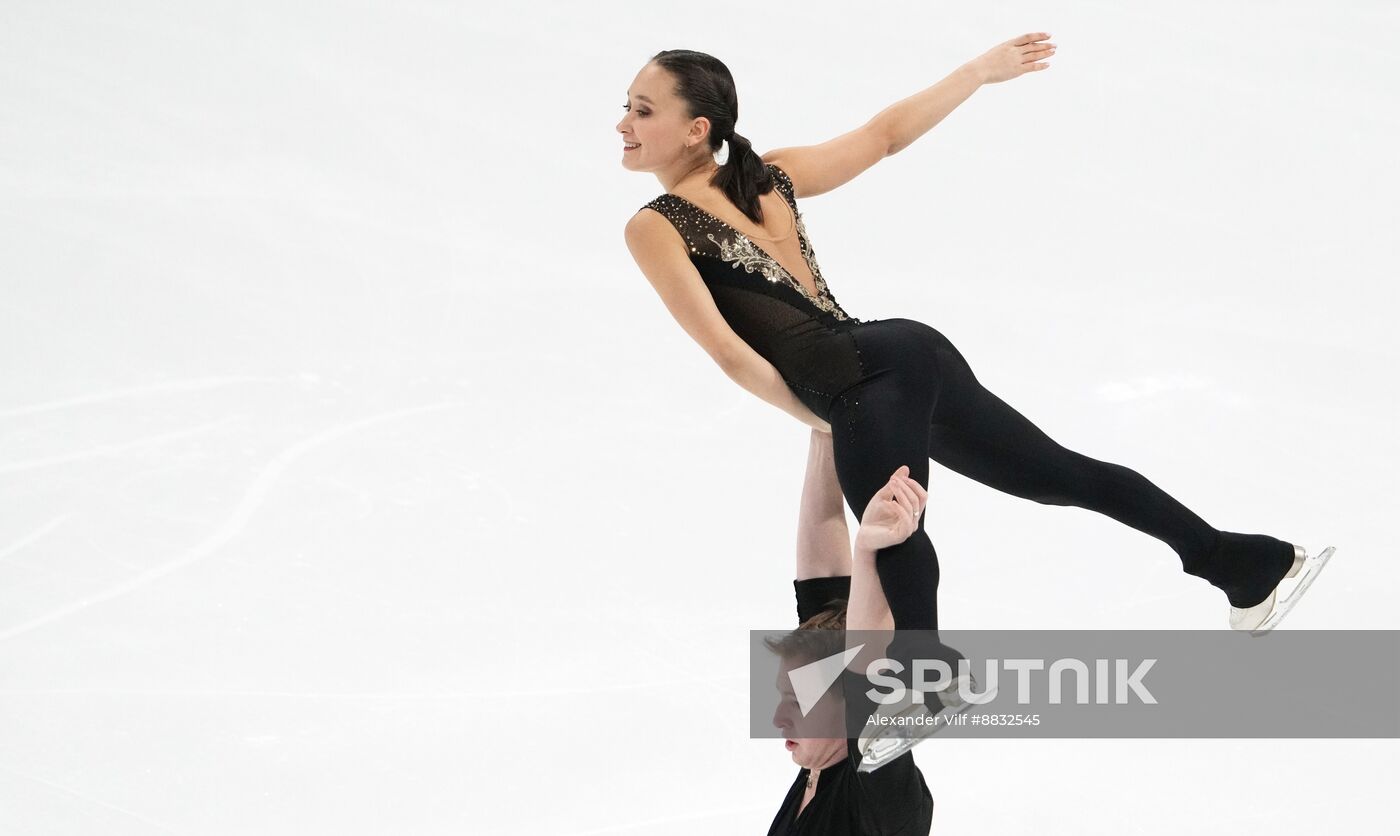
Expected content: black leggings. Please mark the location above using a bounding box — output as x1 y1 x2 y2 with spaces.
825 318 1295 670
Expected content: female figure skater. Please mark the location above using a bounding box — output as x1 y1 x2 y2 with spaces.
620 37 1334 765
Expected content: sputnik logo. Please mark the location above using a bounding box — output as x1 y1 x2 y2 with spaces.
788 644 865 716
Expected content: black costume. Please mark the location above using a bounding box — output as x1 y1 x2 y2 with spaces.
640 163 1298 694
764 576 933 836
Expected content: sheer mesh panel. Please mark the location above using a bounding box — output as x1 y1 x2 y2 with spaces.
637 163 868 420
705 282 864 416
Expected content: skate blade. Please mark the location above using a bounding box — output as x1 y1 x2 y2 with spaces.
855 681 993 774
1236 545 1336 636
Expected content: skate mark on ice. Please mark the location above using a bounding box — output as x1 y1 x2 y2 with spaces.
0 402 458 643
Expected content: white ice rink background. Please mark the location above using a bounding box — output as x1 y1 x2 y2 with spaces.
2 1 1397 833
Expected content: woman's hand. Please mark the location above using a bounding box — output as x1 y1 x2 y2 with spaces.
853 465 929 552
969 32 1056 84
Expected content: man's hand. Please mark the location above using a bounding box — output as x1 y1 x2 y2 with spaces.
853 465 928 552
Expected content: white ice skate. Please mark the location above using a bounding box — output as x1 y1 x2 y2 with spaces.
855 673 992 774
1230 544 1336 636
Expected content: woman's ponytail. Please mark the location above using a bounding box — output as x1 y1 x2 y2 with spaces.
649 49 777 226
710 129 774 226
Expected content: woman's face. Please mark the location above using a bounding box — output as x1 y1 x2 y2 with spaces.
772 654 849 769
617 63 709 171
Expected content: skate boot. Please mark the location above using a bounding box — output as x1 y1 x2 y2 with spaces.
1230 544 1336 636
855 672 992 774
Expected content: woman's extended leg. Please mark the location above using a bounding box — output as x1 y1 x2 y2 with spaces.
827 346 943 632
826 354 965 700
921 328 1296 609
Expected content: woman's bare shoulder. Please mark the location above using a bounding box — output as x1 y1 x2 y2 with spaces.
624 199 687 258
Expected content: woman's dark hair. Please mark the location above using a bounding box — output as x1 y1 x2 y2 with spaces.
649 49 775 226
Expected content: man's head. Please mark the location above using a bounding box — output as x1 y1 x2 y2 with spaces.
765 604 850 769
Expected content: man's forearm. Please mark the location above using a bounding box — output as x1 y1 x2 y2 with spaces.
848 546 895 631
871 62 985 156
845 544 895 674
796 430 851 579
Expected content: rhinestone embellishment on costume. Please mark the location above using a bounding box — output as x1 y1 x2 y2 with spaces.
709 231 850 320
640 163 857 323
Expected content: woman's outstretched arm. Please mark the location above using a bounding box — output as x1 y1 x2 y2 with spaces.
877 32 1055 155
763 32 1055 198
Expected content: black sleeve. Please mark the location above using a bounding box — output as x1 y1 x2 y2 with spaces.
841 668 934 835
793 575 852 624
